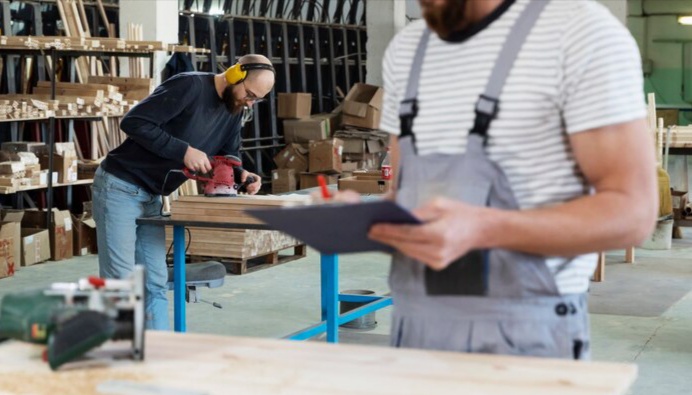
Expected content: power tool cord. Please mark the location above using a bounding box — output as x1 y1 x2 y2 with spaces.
160 169 192 261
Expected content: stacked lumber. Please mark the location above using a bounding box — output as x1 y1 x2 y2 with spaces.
170 195 311 224
667 126 692 148
168 45 212 54
164 227 302 261
0 35 165 52
127 23 146 78
87 76 154 101
0 149 45 193
168 195 311 272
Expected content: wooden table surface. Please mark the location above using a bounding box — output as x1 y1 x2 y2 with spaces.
0 331 637 395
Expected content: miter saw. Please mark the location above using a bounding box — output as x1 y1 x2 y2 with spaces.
183 155 256 197
0 266 145 370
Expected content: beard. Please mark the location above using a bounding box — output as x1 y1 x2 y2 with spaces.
222 85 245 114
421 0 467 39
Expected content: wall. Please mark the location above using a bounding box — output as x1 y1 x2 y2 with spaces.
628 0 692 191
119 0 179 85
365 0 407 86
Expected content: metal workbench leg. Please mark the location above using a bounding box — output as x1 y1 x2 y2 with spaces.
173 225 187 332
320 253 339 343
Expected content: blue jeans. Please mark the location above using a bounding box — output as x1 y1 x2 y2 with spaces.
92 167 169 330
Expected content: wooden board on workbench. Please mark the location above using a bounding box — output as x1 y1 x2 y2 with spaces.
0 331 638 395
170 195 311 224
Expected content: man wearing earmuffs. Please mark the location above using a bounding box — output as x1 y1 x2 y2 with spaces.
92 54 275 330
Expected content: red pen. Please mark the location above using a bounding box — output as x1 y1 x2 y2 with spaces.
317 174 331 200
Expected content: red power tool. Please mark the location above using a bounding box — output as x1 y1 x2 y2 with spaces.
183 155 255 197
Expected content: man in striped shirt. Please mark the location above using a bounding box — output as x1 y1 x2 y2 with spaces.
367 0 658 359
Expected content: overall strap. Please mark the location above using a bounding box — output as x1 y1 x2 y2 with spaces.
471 0 551 143
398 28 431 149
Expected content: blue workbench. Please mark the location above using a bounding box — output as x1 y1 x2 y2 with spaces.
136 216 392 343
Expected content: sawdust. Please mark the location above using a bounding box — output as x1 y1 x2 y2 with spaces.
0 369 151 395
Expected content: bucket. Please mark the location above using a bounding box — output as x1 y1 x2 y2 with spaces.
640 219 673 250
339 290 377 330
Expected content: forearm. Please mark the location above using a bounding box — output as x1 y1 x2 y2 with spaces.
476 190 656 256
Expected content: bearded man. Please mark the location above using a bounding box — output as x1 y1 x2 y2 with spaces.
92 54 274 329
367 0 657 359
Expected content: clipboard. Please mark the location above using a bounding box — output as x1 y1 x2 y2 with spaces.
246 200 421 254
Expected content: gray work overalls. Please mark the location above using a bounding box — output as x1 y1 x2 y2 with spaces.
391 0 590 360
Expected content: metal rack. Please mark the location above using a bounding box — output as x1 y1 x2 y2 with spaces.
0 46 154 227
177 0 367 183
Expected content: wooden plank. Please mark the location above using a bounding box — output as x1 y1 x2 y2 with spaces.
169 214 264 225
176 195 310 206
36 81 119 93
0 331 638 395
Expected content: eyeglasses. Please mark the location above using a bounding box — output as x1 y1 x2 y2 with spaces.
242 81 266 104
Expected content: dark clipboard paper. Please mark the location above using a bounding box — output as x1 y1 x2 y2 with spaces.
246 200 422 254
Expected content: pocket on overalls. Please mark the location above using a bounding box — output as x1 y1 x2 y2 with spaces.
425 250 488 296
495 320 571 358
424 179 491 296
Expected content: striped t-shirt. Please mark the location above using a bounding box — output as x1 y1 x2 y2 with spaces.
380 0 646 294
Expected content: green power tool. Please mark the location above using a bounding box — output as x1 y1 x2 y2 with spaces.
0 266 145 370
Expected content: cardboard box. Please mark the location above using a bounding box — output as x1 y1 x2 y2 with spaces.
1 142 45 154
1 210 23 266
39 154 78 183
309 139 344 174
78 160 100 180
277 93 312 119
283 116 331 144
343 152 381 170
338 174 391 194
300 173 339 190
21 228 50 266
341 161 360 172
341 83 384 130
72 214 97 256
35 171 57 186
272 169 297 194
273 144 309 173
0 225 16 279
313 112 341 134
341 138 386 154
22 209 74 261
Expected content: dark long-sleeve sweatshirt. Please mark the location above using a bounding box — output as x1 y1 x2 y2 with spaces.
101 72 243 195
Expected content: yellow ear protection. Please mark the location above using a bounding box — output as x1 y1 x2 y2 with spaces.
224 63 276 85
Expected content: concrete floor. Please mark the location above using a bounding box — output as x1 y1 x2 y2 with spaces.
2 243 692 394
